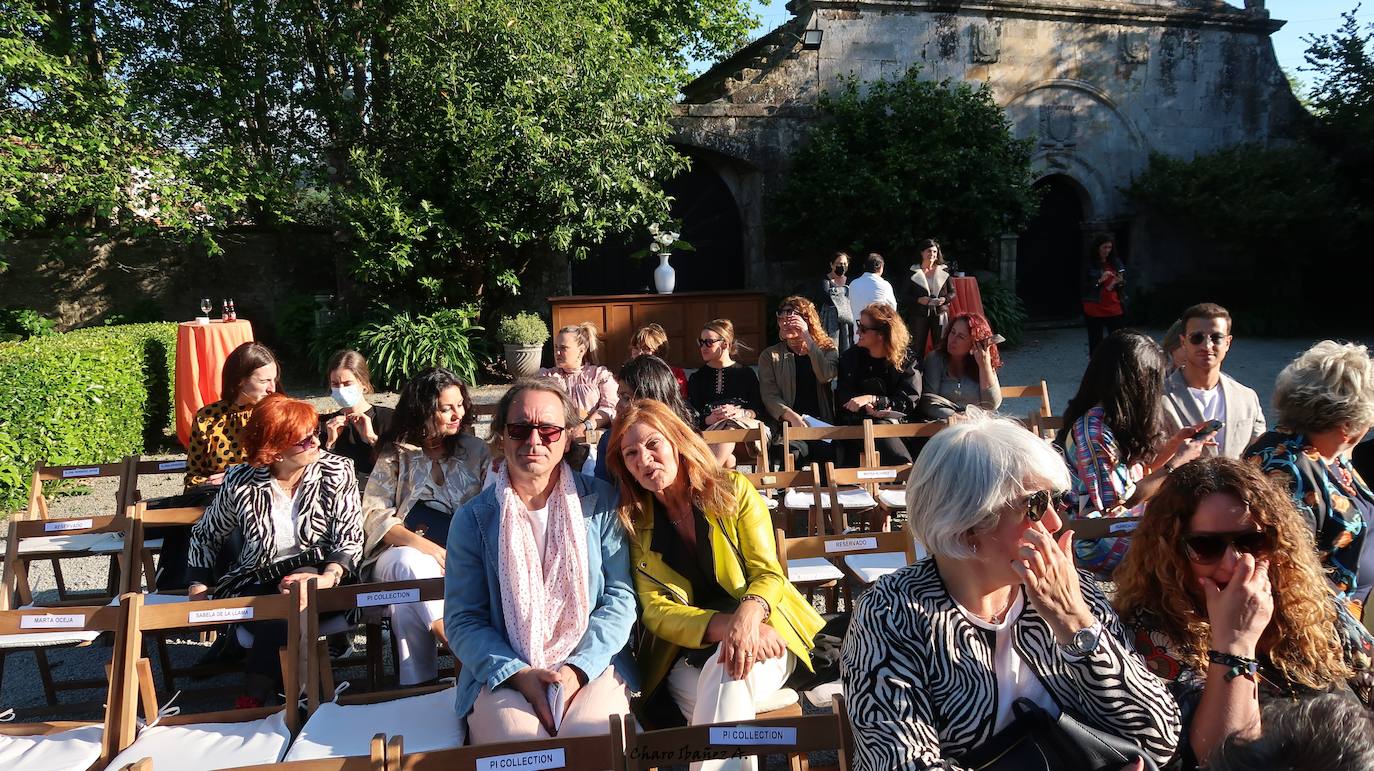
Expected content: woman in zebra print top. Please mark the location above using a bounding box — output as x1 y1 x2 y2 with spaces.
840 413 1181 770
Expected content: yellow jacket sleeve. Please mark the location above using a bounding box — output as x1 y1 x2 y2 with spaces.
732 473 789 612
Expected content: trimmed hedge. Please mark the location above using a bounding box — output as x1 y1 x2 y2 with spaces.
0 322 177 512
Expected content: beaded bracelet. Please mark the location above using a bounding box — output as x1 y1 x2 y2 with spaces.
740 594 772 622
1208 649 1260 682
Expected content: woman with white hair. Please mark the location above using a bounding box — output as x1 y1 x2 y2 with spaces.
1245 340 1374 598
840 413 1181 770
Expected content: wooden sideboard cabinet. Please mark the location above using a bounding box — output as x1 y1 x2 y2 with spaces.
548 291 768 369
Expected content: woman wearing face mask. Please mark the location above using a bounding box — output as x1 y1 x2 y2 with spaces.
319 350 395 478
186 341 282 489
815 251 855 353
361 367 489 685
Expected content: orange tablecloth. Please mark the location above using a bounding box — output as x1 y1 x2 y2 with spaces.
924 276 986 354
175 319 254 447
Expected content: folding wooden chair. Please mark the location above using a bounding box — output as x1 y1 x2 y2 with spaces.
737 468 844 608
1061 516 1142 540
620 694 854 771
702 425 770 473
778 423 871 473
105 589 306 769
778 528 921 612
284 577 462 762
385 717 624 770
1027 412 1066 443
118 736 387 771
0 600 132 769
1000 380 1053 419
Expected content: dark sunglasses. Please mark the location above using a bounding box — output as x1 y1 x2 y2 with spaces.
855 322 884 334
505 423 566 443
1023 490 1071 522
290 434 320 452
1185 332 1229 346
775 310 800 319
1182 531 1271 564
697 338 724 347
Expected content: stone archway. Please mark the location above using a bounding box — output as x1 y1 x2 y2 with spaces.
1018 174 1089 319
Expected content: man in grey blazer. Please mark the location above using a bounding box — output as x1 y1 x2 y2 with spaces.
1161 303 1266 458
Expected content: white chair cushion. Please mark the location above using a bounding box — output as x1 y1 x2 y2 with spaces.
88 536 165 554
787 558 844 584
109 593 188 607
17 533 123 555
284 688 464 760
765 496 779 510
0 725 103 770
844 552 909 584
0 630 101 649
878 489 907 509
107 711 291 770
755 687 799 714
781 488 876 510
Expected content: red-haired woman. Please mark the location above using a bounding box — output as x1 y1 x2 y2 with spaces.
188 393 364 703
921 312 1003 411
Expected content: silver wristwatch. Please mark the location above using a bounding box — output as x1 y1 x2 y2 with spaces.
1060 622 1103 658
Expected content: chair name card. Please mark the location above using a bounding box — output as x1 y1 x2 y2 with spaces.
21 613 85 629
759 475 777 485
1109 521 1139 534
475 747 566 770
62 467 101 478
709 725 798 745
188 607 254 624
356 588 420 608
158 460 188 471
824 536 879 553
44 519 93 532
856 469 898 480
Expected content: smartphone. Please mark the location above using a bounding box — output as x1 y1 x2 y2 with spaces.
1194 419 1223 439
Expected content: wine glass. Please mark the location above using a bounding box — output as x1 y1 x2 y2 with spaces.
200 298 212 317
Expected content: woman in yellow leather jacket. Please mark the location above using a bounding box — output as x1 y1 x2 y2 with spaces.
607 399 823 770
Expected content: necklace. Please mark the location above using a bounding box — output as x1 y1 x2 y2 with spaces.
972 587 1018 624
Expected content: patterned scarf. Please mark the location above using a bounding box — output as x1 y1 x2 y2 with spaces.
495 462 590 671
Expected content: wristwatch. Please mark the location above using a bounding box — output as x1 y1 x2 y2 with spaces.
1060 621 1103 658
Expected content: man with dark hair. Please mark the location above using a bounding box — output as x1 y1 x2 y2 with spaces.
847 252 897 314
1162 302 1266 458
1210 694 1374 771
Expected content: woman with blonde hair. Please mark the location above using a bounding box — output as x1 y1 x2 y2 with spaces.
539 321 618 450
608 399 824 771
629 323 687 396
1245 340 1374 598
836 302 922 464
319 349 395 477
1115 457 1374 767
686 318 767 468
758 296 838 466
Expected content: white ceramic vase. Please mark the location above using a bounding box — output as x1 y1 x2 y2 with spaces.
653 252 676 294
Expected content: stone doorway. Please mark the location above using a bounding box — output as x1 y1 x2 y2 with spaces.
1018 175 1087 319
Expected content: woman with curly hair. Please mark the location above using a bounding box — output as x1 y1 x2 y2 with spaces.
1244 340 1374 599
758 296 838 467
836 302 922 465
921 311 1002 411
1114 457 1374 768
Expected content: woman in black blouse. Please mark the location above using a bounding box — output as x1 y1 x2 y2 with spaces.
687 318 767 468
319 350 395 479
837 302 922 465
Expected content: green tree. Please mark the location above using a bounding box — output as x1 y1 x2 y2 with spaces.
769 67 1039 265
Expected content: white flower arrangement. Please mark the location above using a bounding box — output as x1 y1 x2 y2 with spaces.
635 220 693 258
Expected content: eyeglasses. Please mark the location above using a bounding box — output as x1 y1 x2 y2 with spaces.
1023 490 1071 522
697 337 724 348
1182 530 1271 564
505 423 566 443
855 322 883 334
1186 332 1229 347
290 434 320 452
775 310 800 319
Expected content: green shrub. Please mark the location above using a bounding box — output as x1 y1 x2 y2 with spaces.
978 276 1027 348
0 322 177 512
496 312 550 346
353 305 486 389
0 308 57 341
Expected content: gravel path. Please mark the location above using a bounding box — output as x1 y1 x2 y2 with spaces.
4 329 1363 722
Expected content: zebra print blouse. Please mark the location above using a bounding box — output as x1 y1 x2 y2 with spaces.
188 451 365 598
840 559 1181 770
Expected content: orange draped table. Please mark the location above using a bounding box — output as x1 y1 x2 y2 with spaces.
175 319 254 447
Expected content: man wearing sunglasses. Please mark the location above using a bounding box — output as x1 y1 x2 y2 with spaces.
1162 303 1266 459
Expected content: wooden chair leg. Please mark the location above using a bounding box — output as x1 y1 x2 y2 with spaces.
153 634 177 693
141 549 158 594
34 647 60 706
366 622 383 691
50 557 70 601
387 622 402 688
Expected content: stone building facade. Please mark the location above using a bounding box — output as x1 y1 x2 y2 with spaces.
653 0 1302 316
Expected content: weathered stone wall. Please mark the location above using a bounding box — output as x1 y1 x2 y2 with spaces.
672 0 1303 295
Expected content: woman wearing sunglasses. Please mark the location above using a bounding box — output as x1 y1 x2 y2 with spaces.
1244 341 1374 599
608 399 824 771
187 393 364 704
444 379 635 743
686 318 767 468
1114 457 1374 768
836 302 922 465
359 367 488 685
840 413 1179 770
758 296 839 468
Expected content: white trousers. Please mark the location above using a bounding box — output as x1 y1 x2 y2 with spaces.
666 649 797 771
372 546 444 685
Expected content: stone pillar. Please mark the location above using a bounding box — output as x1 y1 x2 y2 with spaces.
998 233 1019 287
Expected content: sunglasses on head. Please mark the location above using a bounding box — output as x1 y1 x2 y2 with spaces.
1182 531 1270 564
1186 332 1228 346
1023 490 1071 522
505 423 566 443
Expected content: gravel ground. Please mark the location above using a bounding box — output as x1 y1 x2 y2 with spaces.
4 328 1364 727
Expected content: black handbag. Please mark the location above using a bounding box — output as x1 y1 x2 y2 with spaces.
248 545 326 586
959 698 1158 771
404 500 454 546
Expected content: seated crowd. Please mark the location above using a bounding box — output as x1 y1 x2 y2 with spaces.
107 291 1374 770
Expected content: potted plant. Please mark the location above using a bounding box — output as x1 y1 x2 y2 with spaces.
497 312 550 378
631 221 694 294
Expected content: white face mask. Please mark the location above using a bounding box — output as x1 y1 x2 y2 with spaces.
331 384 365 409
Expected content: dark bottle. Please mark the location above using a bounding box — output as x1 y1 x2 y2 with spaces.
227 299 237 322
220 299 229 322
